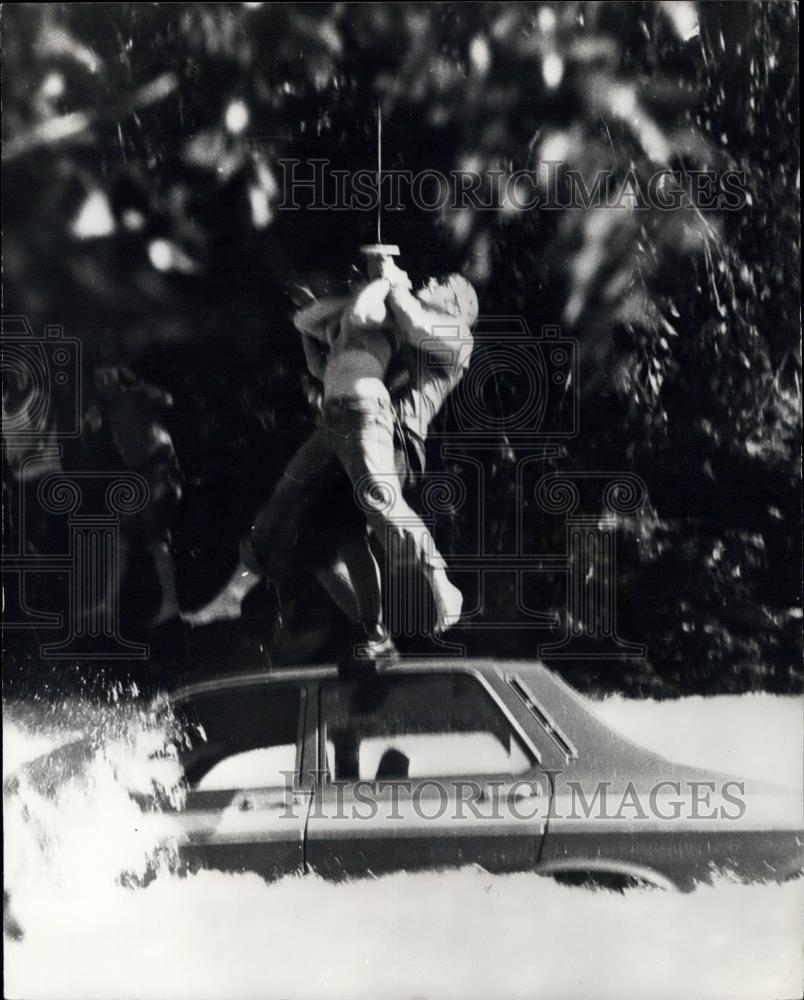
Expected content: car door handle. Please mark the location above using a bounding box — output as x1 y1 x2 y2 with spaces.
509 784 539 801
478 780 543 803
238 795 300 813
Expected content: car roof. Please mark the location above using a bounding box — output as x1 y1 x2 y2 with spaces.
166 657 554 703
161 659 734 785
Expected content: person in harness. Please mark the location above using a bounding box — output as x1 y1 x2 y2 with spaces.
250 247 478 662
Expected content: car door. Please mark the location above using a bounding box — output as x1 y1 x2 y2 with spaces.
170 680 310 879
305 669 548 877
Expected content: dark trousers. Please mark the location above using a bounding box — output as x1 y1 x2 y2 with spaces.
252 396 440 631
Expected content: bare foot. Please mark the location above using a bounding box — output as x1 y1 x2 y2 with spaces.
182 561 261 626
430 568 463 634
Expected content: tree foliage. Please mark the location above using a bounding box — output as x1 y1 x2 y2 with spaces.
2 2 800 693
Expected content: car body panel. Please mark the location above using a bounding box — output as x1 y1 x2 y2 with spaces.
177 785 311 879
304 670 547 877
167 677 310 878
158 659 804 888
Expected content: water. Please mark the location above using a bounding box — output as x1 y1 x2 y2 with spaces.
4 692 803 1000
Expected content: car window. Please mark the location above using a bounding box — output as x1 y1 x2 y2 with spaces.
195 745 297 791
322 673 532 781
173 684 301 790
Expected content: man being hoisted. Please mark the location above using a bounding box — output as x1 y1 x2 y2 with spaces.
251 245 478 661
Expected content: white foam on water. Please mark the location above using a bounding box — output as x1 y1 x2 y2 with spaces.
3 693 803 1000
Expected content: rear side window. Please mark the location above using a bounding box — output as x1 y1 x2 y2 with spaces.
322 673 533 781
173 684 302 790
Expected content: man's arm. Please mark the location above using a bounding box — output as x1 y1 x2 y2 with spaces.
386 287 473 369
301 333 328 382
344 278 392 328
293 296 349 343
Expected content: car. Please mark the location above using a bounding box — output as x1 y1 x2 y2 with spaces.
162 658 803 891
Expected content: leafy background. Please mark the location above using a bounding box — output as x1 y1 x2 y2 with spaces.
2 1 800 695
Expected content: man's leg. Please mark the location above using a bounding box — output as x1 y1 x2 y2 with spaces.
325 401 462 633
315 441 417 631
251 427 339 585
254 425 396 659
315 559 361 625
315 497 396 661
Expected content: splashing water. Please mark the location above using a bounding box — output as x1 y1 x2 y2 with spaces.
3 693 802 1000
3 697 185 907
